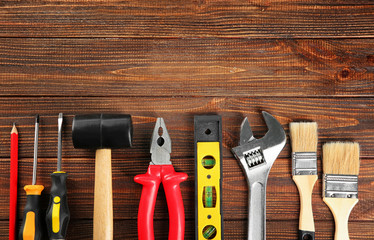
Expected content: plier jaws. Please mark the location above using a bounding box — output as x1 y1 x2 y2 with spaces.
150 118 172 165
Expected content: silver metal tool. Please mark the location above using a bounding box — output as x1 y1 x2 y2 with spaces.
150 117 172 165
57 113 63 172
32 114 40 185
292 152 317 176
324 174 358 199
231 111 286 240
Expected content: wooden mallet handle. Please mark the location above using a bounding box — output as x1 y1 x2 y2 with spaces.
94 149 113 240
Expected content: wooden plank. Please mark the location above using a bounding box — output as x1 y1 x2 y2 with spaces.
0 156 373 221
1 0 373 38
0 97 372 159
0 219 372 239
0 38 373 97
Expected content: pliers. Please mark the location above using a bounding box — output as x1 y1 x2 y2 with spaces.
134 118 188 240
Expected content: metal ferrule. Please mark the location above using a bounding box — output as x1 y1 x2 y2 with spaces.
292 152 317 176
324 174 358 199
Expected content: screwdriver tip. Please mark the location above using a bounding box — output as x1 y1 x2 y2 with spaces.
35 114 39 123
59 113 63 119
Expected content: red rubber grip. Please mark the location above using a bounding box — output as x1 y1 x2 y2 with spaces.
161 165 187 240
134 165 187 240
134 165 162 240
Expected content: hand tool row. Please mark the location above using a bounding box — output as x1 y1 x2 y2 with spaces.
9 112 360 240
16 114 69 240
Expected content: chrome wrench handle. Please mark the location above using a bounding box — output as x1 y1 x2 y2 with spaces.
242 163 269 240
247 179 267 240
235 147 270 240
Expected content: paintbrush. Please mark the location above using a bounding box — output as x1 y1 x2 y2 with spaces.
323 142 360 240
290 122 318 240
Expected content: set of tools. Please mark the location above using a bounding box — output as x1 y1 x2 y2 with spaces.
15 114 133 240
290 122 360 240
9 111 361 240
18 114 70 240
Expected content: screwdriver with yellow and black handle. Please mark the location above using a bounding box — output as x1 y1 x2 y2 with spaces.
19 114 44 240
46 113 70 240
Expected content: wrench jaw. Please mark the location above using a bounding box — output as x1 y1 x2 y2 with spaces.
261 111 287 152
240 117 255 145
234 111 286 169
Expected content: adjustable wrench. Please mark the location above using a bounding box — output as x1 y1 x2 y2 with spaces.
231 111 286 240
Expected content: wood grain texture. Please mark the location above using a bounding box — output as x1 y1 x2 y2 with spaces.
0 219 373 239
323 198 359 240
1 0 374 38
1 156 373 222
0 97 372 159
0 38 373 97
293 175 318 231
93 149 113 240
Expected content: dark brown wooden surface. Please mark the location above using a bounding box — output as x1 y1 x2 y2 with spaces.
0 0 373 239
1 0 374 38
0 38 373 97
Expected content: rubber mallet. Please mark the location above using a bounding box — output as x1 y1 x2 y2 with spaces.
72 114 133 240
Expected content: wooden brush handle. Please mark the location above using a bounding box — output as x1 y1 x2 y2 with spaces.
293 175 317 238
323 198 358 240
94 149 113 240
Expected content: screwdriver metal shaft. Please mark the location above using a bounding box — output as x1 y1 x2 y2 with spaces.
32 114 39 185
57 113 63 172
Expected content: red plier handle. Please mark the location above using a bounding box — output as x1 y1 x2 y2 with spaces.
134 165 188 240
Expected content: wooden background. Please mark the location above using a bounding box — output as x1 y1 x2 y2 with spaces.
0 0 373 239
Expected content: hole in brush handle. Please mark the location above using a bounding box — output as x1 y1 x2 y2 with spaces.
299 230 315 240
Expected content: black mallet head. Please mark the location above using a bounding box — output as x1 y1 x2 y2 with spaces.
72 114 133 149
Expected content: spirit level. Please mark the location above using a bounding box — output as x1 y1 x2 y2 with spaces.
194 115 223 240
